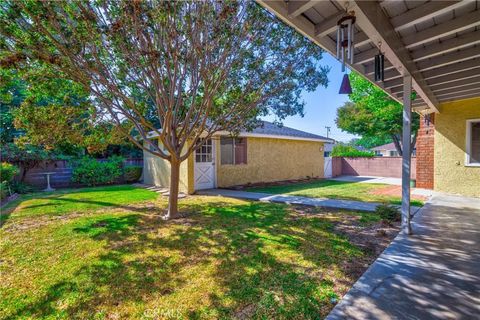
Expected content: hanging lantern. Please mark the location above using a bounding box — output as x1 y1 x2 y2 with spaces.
339 73 352 94
374 51 384 82
336 11 356 72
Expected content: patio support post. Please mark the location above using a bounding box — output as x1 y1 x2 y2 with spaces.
402 74 412 235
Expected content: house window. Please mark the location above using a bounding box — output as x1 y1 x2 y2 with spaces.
195 139 212 163
466 119 480 165
220 137 247 165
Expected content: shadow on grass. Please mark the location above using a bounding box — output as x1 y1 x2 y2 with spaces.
247 179 424 207
8 200 368 319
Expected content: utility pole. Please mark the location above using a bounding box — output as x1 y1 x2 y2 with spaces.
325 126 331 138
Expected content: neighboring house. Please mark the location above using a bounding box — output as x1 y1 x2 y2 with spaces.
372 142 416 157
143 121 333 194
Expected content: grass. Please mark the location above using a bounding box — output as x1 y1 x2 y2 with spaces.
1 185 157 222
247 179 424 207
0 185 388 319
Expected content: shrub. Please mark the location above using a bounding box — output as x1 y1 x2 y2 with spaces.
375 204 401 223
71 156 124 186
10 181 36 194
331 145 374 158
124 165 142 183
0 182 8 201
0 162 19 184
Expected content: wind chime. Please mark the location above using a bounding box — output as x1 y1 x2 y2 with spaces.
374 43 385 82
337 11 356 94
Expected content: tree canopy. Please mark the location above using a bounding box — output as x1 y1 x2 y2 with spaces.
0 0 330 218
335 72 418 155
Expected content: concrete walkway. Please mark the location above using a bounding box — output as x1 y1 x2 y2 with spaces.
332 175 402 186
331 175 436 198
326 193 480 320
197 189 420 213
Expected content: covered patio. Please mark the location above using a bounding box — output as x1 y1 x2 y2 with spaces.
257 1 480 318
258 0 480 234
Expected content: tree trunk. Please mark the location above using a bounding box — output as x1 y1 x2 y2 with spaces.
391 134 403 156
165 158 181 220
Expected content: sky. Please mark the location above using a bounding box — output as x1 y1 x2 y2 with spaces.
262 53 357 143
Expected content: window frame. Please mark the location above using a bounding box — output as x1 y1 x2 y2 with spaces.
465 118 480 167
220 136 247 165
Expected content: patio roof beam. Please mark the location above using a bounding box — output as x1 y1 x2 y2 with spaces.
411 30 480 62
391 1 465 32
434 86 480 98
421 59 480 80
415 46 480 72
351 0 439 112
429 77 480 92
392 74 480 96
425 68 480 86
384 58 480 89
256 0 402 105
402 9 480 49
437 90 480 102
314 11 346 37
288 0 316 18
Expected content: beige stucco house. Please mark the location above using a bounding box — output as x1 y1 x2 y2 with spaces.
143 121 332 194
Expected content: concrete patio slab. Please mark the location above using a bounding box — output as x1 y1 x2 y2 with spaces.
326 193 480 320
197 189 421 213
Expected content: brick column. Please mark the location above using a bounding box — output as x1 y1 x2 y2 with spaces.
416 114 435 189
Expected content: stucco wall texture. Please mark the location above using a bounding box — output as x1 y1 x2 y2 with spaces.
215 137 324 188
434 97 480 197
143 139 193 194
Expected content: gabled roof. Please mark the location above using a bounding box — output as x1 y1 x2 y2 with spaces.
372 142 397 151
243 121 332 142
145 121 333 143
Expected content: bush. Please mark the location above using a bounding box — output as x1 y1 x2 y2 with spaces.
0 182 8 201
0 162 19 184
124 165 142 183
375 204 401 223
331 145 374 158
71 156 124 186
10 180 36 194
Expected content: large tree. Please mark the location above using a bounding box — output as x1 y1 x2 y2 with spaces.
336 73 418 156
0 1 329 219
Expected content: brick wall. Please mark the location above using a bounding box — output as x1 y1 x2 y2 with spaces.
416 114 435 189
340 157 417 179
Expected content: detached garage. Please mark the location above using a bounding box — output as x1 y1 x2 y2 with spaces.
143 121 332 194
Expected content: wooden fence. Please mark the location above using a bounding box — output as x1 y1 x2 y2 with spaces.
20 158 143 189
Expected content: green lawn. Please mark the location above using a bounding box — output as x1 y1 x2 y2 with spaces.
247 179 424 207
0 185 391 319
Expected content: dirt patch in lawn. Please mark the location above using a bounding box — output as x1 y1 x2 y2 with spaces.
370 185 428 201
291 205 399 283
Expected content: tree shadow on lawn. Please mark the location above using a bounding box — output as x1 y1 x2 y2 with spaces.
0 185 157 228
9 200 374 319
247 179 423 207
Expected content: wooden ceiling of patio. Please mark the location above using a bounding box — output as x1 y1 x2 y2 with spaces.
258 0 480 114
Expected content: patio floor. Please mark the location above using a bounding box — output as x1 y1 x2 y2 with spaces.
326 193 480 320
